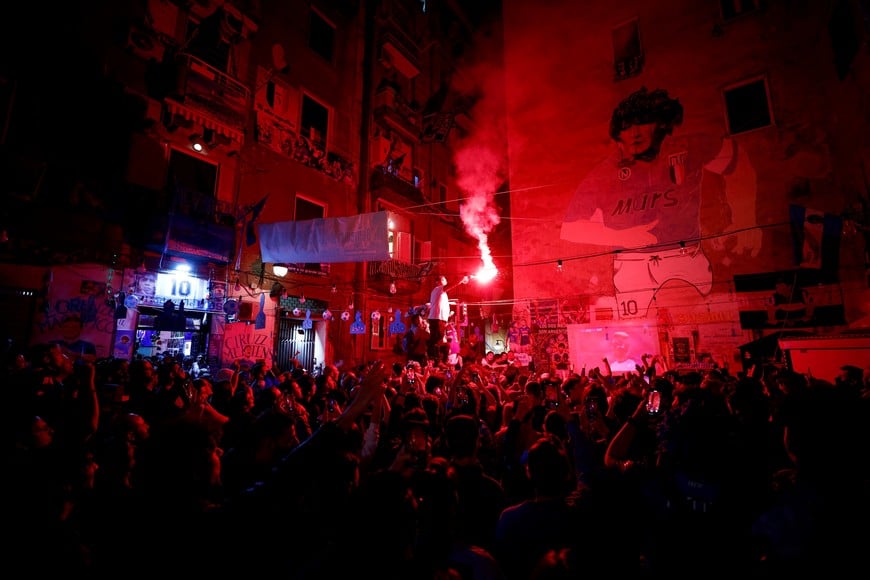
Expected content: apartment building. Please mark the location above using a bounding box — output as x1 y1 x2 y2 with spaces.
0 0 508 372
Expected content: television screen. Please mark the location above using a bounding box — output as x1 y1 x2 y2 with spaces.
566 321 659 375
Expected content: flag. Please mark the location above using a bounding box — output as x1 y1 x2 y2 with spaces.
789 204 843 272
244 195 269 246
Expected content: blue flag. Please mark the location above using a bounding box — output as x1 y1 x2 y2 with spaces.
245 195 269 246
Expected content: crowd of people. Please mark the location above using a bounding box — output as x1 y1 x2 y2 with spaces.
6 340 870 578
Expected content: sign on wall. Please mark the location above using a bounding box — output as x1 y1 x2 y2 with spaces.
30 264 117 360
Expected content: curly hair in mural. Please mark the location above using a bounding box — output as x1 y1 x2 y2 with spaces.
609 87 684 162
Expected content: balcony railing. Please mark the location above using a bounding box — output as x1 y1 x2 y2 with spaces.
373 86 422 141
370 165 424 200
174 53 250 133
288 133 356 185
368 258 434 282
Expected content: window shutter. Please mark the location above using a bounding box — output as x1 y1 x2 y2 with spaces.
417 240 431 263
395 231 412 262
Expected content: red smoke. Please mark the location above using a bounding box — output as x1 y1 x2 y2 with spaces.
452 27 507 283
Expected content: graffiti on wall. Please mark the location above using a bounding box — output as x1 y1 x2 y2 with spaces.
222 320 274 366
31 264 117 361
559 87 762 320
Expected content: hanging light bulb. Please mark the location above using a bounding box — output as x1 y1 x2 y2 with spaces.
234 277 242 292
556 259 563 272
679 241 688 255
272 263 288 277
389 280 397 294
331 284 338 294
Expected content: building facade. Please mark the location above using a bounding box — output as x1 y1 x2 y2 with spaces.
500 0 869 377
0 0 508 373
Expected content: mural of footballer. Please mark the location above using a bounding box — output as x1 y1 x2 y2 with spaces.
560 87 761 318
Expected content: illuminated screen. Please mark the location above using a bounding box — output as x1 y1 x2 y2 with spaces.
566 322 659 375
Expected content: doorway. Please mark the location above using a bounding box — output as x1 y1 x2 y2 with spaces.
276 317 316 374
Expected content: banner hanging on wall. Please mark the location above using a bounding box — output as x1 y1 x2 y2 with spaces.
258 211 390 264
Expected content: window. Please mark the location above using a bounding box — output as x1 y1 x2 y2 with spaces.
415 240 432 264
612 19 644 81
294 195 330 274
169 149 218 202
829 0 862 80
296 195 326 221
308 9 335 62
723 76 773 135
301 94 329 148
383 208 413 263
720 0 764 20
392 231 412 262
253 67 300 156
185 18 231 72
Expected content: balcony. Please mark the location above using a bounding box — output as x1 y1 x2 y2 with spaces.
367 259 434 295
373 85 422 143
167 53 250 142
378 31 420 79
288 132 356 185
370 166 427 206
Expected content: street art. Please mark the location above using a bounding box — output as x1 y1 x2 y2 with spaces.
222 320 274 365
31 264 117 360
560 87 762 320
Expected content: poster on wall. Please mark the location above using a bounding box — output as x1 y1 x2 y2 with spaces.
113 329 135 360
735 270 846 330
31 264 117 361
566 321 659 375
112 315 137 360
221 320 274 368
672 337 692 364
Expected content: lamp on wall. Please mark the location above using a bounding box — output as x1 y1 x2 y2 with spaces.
189 134 205 152
272 263 288 277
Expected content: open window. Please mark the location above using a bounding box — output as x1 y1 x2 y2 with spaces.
723 75 773 135
301 93 330 149
308 8 335 63
293 195 330 274
612 18 644 81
